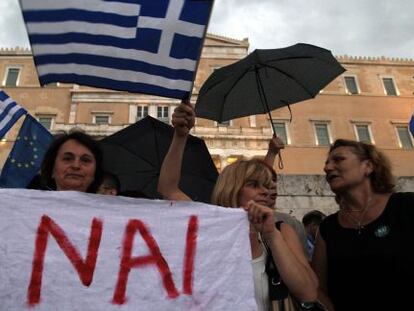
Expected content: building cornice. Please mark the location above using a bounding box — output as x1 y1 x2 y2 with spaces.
205 33 249 47
337 55 414 65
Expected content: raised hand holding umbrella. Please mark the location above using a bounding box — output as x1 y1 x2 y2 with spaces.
264 135 285 169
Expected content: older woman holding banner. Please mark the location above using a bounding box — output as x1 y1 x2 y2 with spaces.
158 101 318 311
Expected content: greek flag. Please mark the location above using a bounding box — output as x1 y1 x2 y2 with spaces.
20 0 214 99
0 90 27 139
410 112 414 136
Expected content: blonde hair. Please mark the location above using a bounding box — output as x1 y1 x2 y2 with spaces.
211 158 274 207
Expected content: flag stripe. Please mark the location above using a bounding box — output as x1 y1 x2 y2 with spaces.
35 54 194 81
27 21 138 39
0 101 18 120
32 43 197 70
39 74 188 99
37 63 192 91
20 0 140 17
0 91 27 139
0 104 25 128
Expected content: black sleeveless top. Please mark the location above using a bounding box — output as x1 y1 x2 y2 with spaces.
319 192 414 311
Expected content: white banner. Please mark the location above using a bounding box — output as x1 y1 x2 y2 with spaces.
0 189 256 311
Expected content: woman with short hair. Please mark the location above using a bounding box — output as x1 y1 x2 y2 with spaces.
40 131 103 193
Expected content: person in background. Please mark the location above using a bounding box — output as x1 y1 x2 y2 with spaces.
302 210 326 259
312 139 414 311
97 171 121 196
39 131 103 193
158 101 318 311
264 138 309 258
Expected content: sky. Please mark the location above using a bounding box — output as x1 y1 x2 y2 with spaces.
1 0 414 59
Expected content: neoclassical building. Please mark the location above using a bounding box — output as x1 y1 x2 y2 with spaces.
1 34 413 216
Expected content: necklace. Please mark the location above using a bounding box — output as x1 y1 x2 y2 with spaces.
340 196 373 234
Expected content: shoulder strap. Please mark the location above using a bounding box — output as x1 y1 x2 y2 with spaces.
263 221 289 301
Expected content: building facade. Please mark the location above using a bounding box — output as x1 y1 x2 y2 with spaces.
1 34 413 217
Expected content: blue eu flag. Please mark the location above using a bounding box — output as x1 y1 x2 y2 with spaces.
0 115 52 188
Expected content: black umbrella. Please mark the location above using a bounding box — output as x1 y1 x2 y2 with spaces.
195 43 346 130
99 116 218 203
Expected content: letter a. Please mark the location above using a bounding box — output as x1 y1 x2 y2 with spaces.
27 215 103 306
112 219 179 304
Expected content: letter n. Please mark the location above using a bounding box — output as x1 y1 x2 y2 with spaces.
27 215 103 306
112 219 179 304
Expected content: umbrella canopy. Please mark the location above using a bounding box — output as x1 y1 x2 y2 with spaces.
100 116 218 203
195 43 346 124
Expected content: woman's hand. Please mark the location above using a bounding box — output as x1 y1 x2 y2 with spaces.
172 100 195 137
244 200 276 236
268 135 285 155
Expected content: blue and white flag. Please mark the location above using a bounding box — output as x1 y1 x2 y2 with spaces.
410 112 414 136
0 115 53 188
20 0 214 99
0 90 27 139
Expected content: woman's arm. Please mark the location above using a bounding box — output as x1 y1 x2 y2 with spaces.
311 232 336 311
157 101 195 201
246 201 318 302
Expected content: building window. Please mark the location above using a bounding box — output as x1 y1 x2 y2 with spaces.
382 77 397 96
344 76 359 94
37 116 53 130
314 122 331 146
396 126 413 149
157 106 169 123
272 122 289 145
4 67 20 86
137 106 148 121
94 115 110 125
355 124 372 143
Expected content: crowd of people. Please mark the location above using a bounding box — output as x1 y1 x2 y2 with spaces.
21 100 413 311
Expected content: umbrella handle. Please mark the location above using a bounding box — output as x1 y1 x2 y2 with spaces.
277 152 284 170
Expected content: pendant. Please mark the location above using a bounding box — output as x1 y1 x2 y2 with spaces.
357 225 364 235
374 225 390 237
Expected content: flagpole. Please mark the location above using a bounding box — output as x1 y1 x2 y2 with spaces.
187 0 216 102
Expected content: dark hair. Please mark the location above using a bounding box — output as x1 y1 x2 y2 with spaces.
100 171 121 193
329 139 395 193
302 210 326 226
40 131 103 193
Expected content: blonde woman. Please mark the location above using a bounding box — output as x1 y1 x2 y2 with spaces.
158 101 318 311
